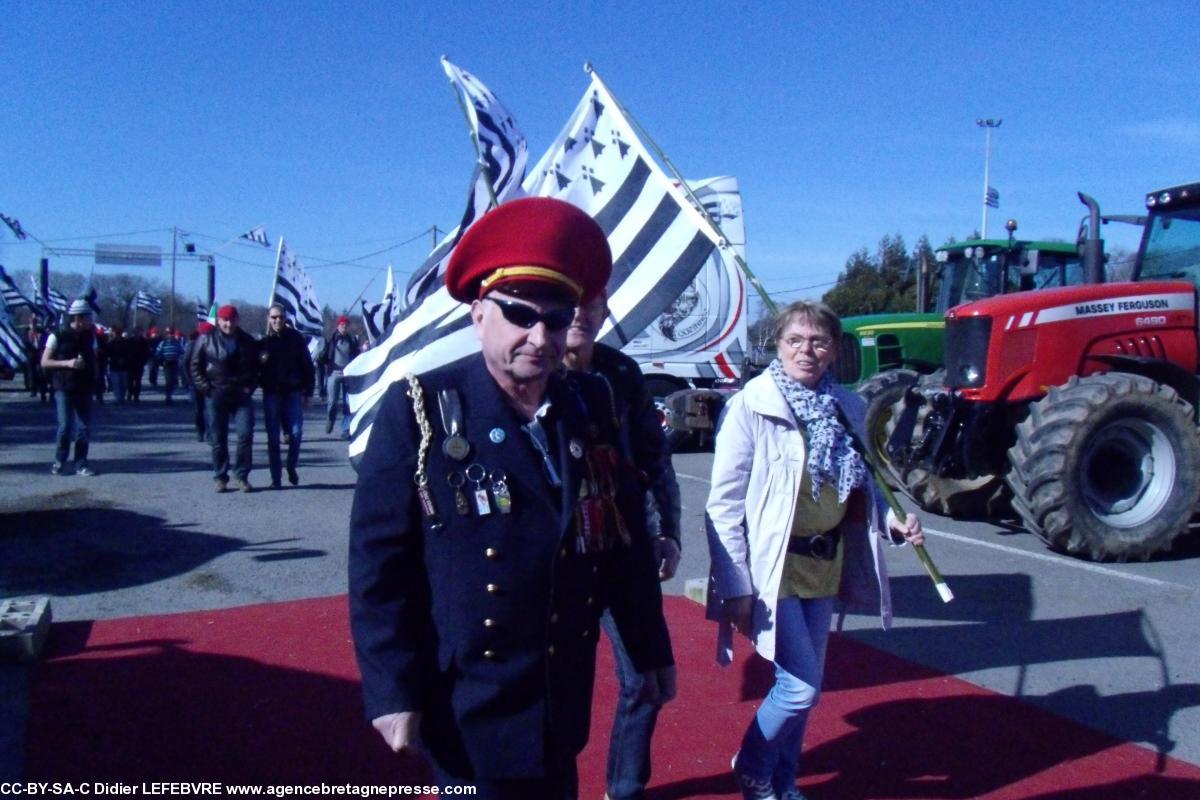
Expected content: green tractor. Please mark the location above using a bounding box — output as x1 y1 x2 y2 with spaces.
843 235 1088 485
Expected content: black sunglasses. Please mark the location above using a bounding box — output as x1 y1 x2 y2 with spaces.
486 297 575 332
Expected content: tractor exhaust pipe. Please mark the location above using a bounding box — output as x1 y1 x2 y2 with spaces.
1078 192 1106 284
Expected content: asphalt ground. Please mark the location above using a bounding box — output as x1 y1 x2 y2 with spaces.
3 378 1200 781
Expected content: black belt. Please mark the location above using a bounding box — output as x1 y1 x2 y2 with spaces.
787 531 841 561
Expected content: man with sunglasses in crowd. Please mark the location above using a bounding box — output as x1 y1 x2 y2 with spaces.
350 197 676 800
260 304 315 489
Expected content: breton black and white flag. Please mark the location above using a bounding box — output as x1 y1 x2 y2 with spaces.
196 300 210 321
343 66 725 460
30 276 67 320
241 226 271 247
361 264 396 346
0 213 28 240
0 301 26 369
0 264 35 311
270 238 323 337
135 290 163 316
401 58 529 309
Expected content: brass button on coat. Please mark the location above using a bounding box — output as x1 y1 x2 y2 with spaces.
483 649 497 660
547 645 556 656
484 618 497 628
485 547 501 559
487 583 501 594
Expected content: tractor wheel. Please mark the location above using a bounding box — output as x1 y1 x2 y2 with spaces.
1005 373 1200 561
888 370 1009 518
856 369 920 490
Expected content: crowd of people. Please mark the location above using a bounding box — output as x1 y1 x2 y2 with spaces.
24 196 929 800
31 303 368 491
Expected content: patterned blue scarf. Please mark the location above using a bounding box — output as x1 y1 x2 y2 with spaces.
768 359 867 503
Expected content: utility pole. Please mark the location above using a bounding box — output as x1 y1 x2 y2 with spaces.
977 118 1001 238
170 226 178 324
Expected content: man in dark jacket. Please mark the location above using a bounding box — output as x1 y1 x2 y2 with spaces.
260 304 316 489
42 299 100 476
563 290 682 800
189 304 260 492
320 315 360 436
349 198 675 800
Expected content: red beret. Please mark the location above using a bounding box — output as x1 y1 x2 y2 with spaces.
216 304 239 321
445 197 611 303
336 315 350 326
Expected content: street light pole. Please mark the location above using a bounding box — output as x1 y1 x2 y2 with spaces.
976 118 1002 238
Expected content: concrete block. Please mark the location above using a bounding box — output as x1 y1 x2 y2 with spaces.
0 597 53 663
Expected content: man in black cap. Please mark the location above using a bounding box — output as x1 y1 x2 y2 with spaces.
42 299 99 476
349 197 676 800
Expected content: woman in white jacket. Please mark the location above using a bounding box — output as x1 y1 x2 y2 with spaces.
706 300 924 800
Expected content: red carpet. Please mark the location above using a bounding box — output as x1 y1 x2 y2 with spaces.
25 596 1200 798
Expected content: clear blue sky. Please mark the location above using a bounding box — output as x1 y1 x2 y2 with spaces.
2 0 1197 322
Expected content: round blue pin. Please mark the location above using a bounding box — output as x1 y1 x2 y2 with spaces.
489 427 506 444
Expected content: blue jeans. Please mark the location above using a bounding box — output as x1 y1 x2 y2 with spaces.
736 596 834 795
206 392 254 481
109 370 128 403
325 370 349 430
54 391 92 466
162 363 179 402
263 391 303 483
601 610 660 800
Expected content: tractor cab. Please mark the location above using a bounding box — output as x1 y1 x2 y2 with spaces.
1135 183 1200 289
934 239 1088 312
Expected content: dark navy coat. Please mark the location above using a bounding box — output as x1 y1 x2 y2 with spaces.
349 353 674 780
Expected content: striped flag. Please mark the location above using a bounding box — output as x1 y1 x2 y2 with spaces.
361 264 396 345
135 290 163 316
30 276 67 320
0 213 28 240
0 301 26 368
985 186 1000 209
0 264 35 311
195 300 209 321
241 226 271 247
344 66 723 460
269 238 323 337
402 58 529 308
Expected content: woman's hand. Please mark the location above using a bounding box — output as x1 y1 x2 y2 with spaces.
723 595 753 634
889 512 925 546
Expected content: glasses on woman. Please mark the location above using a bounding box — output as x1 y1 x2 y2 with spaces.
781 335 834 353
268 315 284 320
486 297 575 332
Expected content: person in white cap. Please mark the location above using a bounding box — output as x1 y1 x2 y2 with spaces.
41 299 99 476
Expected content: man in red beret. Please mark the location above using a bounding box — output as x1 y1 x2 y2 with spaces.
350 197 676 799
188 304 261 492
319 314 361 438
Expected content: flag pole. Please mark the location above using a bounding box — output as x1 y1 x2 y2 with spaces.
346 273 379 315
267 237 285 334
442 55 500 210
584 62 777 316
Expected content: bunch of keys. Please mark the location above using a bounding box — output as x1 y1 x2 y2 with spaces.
447 465 514 517
465 464 493 516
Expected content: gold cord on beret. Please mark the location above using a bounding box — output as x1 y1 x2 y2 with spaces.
478 266 583 298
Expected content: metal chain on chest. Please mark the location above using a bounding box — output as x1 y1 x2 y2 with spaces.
405 373 441 527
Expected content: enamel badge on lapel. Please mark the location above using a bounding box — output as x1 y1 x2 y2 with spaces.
489 427 506 444
569 438 584 459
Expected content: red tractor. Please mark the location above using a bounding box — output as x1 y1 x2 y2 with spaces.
888 183 1200 561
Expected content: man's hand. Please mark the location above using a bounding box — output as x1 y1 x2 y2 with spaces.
636 665 677 706
723 595 753 635
654 537 681 582
371 711 423 755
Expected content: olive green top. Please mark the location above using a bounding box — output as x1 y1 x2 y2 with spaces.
780 466 847 599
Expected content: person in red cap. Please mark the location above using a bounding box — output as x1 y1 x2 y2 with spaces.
188 304 261 492
319 314 361 437
350 197 676 799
